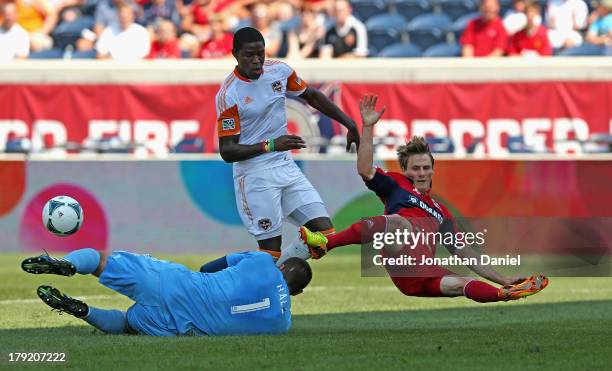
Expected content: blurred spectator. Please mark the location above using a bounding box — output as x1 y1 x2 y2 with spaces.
94 0 138 35
286 5 326 58
147 18 180 58
585 0 612 45
16 0 58 51
320 0 367 58
51 0 87 26
74 0 138 52
275 0 297 24
251 2 282 57
503 0 527 35
546 0 588 49
96 4 150 60
461 0 508 56
0 2 30 61
138 0 180 29
508 1 552 56
198 13 232 58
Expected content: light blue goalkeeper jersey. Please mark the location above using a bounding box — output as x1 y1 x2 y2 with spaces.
154 251 291 336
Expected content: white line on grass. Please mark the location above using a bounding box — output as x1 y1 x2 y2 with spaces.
0 295 120 305
3 286 610 305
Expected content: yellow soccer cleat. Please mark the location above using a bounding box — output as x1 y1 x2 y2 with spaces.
499 275 549 301
299 226 328 259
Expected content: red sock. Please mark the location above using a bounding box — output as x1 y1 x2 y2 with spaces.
327 216 387 251
463 280 502 303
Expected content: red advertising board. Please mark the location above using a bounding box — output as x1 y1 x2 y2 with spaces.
0 81 610 155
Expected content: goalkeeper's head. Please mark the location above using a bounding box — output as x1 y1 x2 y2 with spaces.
279 258 312 296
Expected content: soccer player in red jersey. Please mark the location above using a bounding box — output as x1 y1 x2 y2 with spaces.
301 94 548 302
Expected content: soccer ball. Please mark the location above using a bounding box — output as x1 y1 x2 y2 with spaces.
42 196 84 236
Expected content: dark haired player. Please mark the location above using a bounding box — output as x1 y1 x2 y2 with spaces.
216 27 360 264
21 249 311 336
301 94 549 303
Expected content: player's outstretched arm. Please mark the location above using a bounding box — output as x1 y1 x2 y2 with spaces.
357 94 385 181
299 87 360 151
219 134 306 163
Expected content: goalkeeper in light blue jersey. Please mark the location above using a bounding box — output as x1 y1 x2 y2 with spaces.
21 249 312 336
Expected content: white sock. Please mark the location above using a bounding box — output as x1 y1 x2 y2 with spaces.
276 235 310 266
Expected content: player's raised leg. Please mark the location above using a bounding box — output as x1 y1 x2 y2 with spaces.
299 214 396 258
22 248 107 277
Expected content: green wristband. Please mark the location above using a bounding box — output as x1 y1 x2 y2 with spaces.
269 138 275 152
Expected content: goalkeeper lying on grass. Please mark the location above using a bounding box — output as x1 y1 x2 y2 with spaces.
22 249 310 336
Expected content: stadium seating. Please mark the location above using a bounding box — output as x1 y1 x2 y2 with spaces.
557 43 606 56
71 49 97 59
28 49 64 59
405 13 452 50
388 0 431 22
499 0 513 17
423 42 461 57
584 133 612 153
4 138 31 154
366 13 408 54
174 137 205 153
350 0 388 22
377 42 422 57
51 16 95 51
426 136 455 153
450 11 478 42
436 0 478 21
507 135 534 153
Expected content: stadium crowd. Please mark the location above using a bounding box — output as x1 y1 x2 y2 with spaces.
0 0 610 61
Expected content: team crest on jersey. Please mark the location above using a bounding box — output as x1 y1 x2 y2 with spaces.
222 118 235 131
244 96 253 104
258 218 272 230
271 80 282 93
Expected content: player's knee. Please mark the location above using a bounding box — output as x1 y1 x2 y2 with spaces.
257 236 283 253
304 217 333 232
386 215 412 234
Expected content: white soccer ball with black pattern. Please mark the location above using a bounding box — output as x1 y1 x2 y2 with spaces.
42 196 84 236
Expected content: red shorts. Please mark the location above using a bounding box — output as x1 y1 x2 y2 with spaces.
382 242 456 297
389 265 456 297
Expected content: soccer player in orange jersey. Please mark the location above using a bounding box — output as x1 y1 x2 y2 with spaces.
215 27 359 263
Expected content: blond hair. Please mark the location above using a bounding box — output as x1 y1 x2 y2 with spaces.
397 136 434 170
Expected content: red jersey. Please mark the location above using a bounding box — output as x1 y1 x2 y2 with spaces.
199 33 233 59
460 17 509 56
508 25 552 56
365 168 457 255
147 40 181 59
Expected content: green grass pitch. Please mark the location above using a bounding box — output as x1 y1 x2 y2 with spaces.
1 252 611 370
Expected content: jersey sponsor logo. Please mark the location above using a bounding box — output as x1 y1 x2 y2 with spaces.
271 80 282 93
258 218 272 230
221 118 235 131
406 195 444 225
